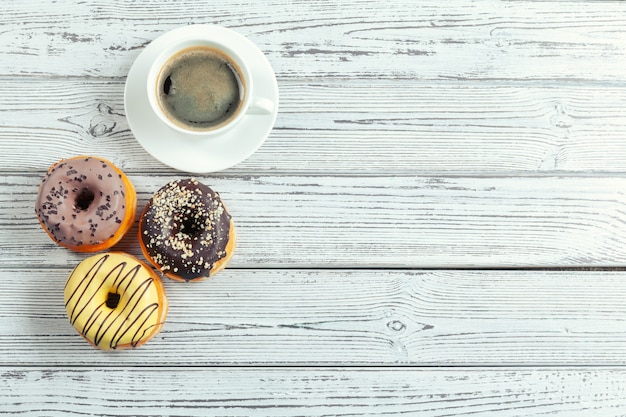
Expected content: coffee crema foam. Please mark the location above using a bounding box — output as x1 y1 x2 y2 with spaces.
157 46 243 131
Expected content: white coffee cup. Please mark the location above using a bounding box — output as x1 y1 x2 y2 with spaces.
146 25 274 137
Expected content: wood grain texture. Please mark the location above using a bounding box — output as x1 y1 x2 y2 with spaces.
4 268 626 366
6 174 626 268
1 0 625 81
3 0 626 413
2 78 626 174
2 367 626 416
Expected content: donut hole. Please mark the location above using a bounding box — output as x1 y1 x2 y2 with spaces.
75 188 95 211
106 292 121 309
180 214 202 238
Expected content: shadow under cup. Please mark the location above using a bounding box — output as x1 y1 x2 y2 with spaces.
147 39 259 136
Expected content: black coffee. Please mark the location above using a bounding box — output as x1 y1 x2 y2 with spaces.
157 46 243 131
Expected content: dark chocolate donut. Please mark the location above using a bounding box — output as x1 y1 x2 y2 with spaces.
139 178 236 282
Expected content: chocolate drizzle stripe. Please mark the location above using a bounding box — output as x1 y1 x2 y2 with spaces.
92 267 142 346
65 254 163 349
69 259 131 325
82 302 106 336
114 303 159 348
103 278 155 348
65 254 109 316
130 316 163 347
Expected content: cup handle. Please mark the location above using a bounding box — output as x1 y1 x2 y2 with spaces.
246 97 275 115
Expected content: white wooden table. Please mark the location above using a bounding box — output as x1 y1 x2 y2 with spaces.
2 1 626 415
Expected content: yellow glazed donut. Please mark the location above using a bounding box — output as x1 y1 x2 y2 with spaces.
64 252 168 350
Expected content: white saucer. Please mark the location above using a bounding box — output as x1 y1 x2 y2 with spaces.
124 25 279 173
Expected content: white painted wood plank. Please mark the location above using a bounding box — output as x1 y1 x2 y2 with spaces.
2 79 626 174
2 367 625 416
4 268 626 366
4 174 626 268
3 0 625 413
1 0 625 81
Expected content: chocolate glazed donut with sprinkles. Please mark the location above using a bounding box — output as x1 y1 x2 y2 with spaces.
35 156 137 252
139 178 236 282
